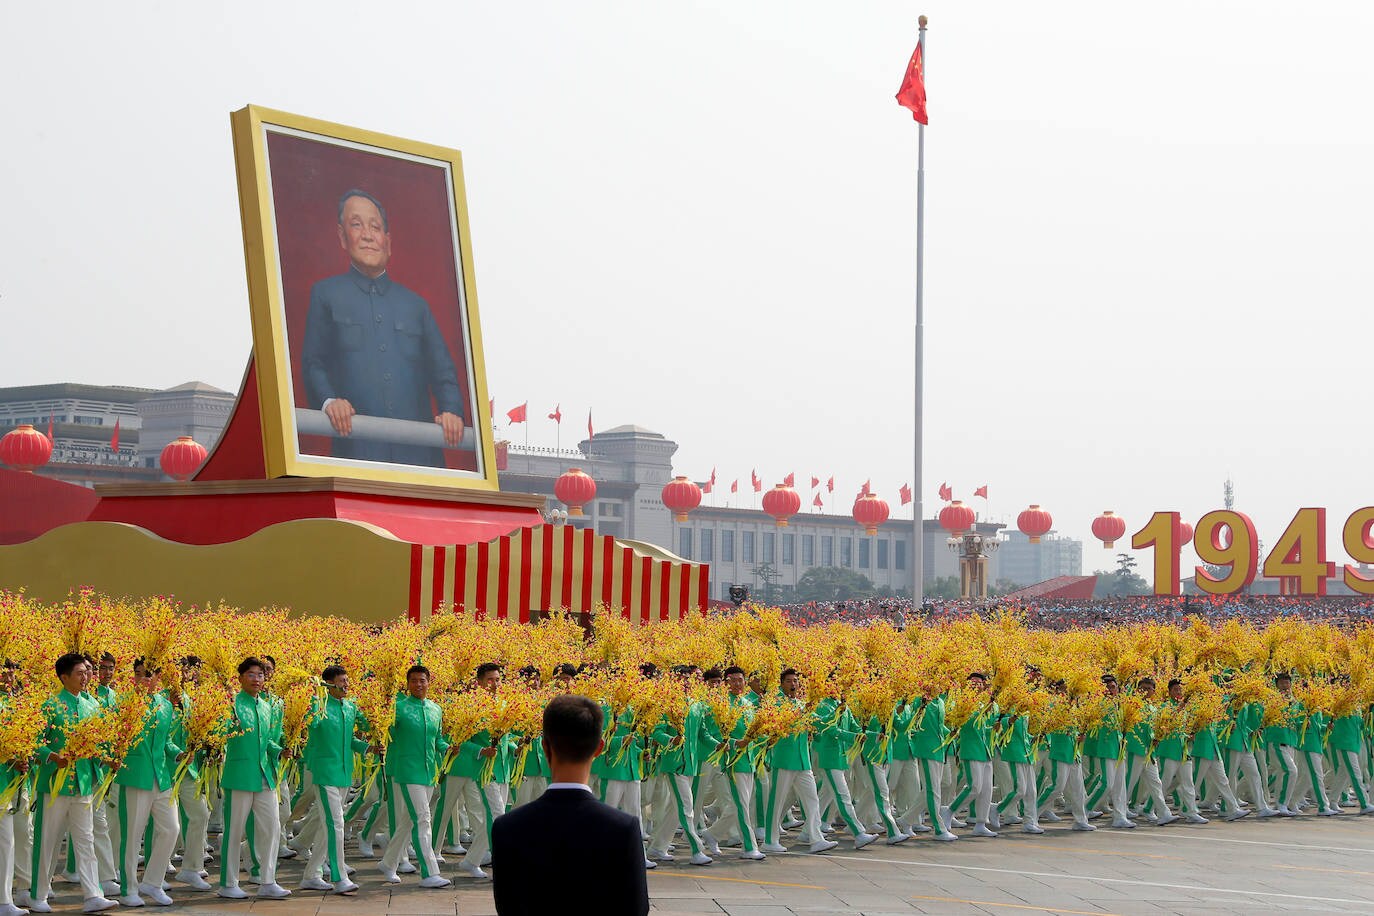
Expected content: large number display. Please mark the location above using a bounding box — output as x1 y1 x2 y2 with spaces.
1130 508 1374 596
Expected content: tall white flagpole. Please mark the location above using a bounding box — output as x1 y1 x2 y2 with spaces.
912 14 928 605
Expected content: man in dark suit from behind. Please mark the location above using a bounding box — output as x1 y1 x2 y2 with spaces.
492 694 650 915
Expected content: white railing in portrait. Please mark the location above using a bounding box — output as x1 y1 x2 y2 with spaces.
294 408 476 449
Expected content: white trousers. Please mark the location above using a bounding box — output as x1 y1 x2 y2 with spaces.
174 778 210 871
601 779 644 838
0 800 18 907
1226 749 1269 812
711 770 761 853
116 785 178 897
512 776 547 808
649 774 704 856
32 793 102 902
1125 754 1169 819
997 760 1040 827
1193 756 1241 812
220 788 279 890
766 769 822 846
455 779 505 866
1038 761 1088 823
1293 750 1330 810
1267 744 1300 810
853 762 902 836
381 782 441 879
304 784 348 883
1159 757 1200 815
816 768 865 835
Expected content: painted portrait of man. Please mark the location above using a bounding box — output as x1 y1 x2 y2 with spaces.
301 189 467 467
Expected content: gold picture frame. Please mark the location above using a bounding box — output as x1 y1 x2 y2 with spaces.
230 104 498 490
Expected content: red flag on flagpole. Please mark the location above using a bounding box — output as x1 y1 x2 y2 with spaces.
896 42 928 125
548 404 562 424
861 479 871 496
703 480 713 495
826 476 835 494
587 411 594 439
709 467 717 486
974 485 988 499
489 398 495 417
813 493 824 508
506 403 528 425
938 482 952 502
750 470 761 493
783 472 795 487
900 484 913 506
110 418 121 453
730 480 739 494
810 476 820 489
46 412 54 441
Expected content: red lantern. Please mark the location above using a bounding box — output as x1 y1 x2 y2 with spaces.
938 500 975 536
761 484 801 528
1091 510 1126 549
159 436 207 482
1017 504 1053 544
0 424 53 472
1179 521 1194 548
852 492 890 536
554 467 597 516
661 475 702 522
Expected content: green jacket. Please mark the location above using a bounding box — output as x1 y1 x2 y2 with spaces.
0 696 19 789
1223 701 1262 752
387 694 448 786
452 727 519 784
1264 700 1301 747
1330 713 1362 753
652 701 715 777
221 690 281 792
957 700 997 761
860 714 893 766
304 695 369 788
812 699 861 771
1154 700 1186 761
114 692 179 792
1190 722 1220 760
1300 709 1328 753
999 713 1032 764
37 689 101 797
163 690 200 781
768 696 812 771
1084 704 1120 759
890 702 917 762
1125 702 1155 757
593 705 644 782
909 696 948 762
724 692 758 774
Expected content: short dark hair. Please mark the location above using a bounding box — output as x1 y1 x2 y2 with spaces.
100 652 116 664
180 655 202 668
1 659 18 670
1138 677 1156 688
1167 678 1182 689
723 665 745 678
475 662 502 680
702 667 723 681
338 189 390 232
542 694 603 763
1275 672 1292 683
780 668 799 680
1101 674 1117 683
406 665 431 681
238 657 266 676
133 657 159 675
55 652 85 678
322 665 347 683
638 662 658 679
968 672 988 682
553 663 578 678
519 665 540 679
261 655 276 667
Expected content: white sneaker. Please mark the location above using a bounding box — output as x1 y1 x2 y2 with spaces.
760 843 787 854
646 848 675 861
933 831 958 842
1185 813 1209 824
356 841 373 858
1258 808 1280 818
1360 805 1374 815
16 893 48 914
643 859 656 869
1321 807 1342 817
214 887 249 900
419 876 452 889
378 865 400 884
854 832 878 849
441 844 466 855
137 884 173 907
807 839 838 853
82 899 117 914
256 883 292 899
1022 823 1044 834
886 832 910 845
739 849 766 860
276 847 297 860
174 871 209 891
117 894 145 909
456 861 487 880
1111 819 1137 829
100 881 121 898
1155 814 1179 826
297 877 331 891
781 818 804 830
688 852 712 866
0 903 29 916
1072 821 1096 831
909 822 933 833
397 861 418 874
1041 811 1062 822
332 881 359 894
971 824 998 838
1224 809 1251 822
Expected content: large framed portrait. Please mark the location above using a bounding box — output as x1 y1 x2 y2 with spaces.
230 105 497 489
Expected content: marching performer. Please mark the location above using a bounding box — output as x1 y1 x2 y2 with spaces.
378 665 452 889
112 659 181 908
761 669 838 855
296 666 368 894
811 692 877 849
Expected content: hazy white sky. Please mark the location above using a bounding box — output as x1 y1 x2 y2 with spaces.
2 1 1371 571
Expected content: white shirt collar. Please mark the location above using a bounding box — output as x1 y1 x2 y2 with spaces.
546 782 593 793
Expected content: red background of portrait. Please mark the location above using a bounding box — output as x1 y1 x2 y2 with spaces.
266 130 478 472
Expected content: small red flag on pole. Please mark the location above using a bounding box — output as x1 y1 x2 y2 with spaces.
811 475 820 489
813 493 824 509
506 403 528 425
900 484 913 506
896 41 928 124
46 412 54 441
783 472 795 487
730 479 739 494
826 476 835 494
974 484 988 499
587 411 594 439
548 404 562 424
110 418 121 453
938 482 952 502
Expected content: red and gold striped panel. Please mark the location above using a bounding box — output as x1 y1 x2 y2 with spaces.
406 526 709 623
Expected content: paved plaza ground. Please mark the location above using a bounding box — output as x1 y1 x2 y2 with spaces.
36 813 1374 916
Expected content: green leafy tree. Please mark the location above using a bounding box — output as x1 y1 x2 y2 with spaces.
751 563 783 604
793 566 877 602
1093 553 1151 596
926 575 961 599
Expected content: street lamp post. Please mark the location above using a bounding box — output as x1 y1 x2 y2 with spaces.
947 532 1000 600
